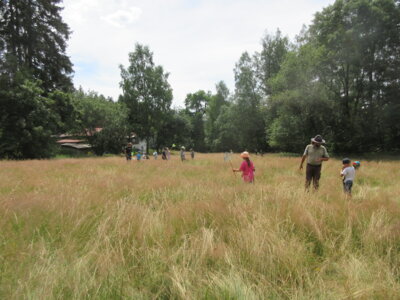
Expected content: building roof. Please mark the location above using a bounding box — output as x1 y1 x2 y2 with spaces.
60 143 92 150
57 139 84 144
56 128 103 138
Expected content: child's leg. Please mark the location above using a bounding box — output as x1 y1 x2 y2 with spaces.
347 181 353 196
344 181 353 196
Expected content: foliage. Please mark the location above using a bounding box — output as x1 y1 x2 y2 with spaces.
255 29 290 96
212 105 239 151
205 81 230 151
0 0 74 159
232 52 266 151
263 0 400 153
119 44 173 152
265 45 334 152
0 0 73 92
184 90 212 151
307 0 400 152
0 75 58 158
155 109 192 150
72 90 129 156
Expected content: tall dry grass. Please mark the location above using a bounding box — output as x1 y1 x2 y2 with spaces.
0 154 399 299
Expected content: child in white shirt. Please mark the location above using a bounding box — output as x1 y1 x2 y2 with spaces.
341 158 356 196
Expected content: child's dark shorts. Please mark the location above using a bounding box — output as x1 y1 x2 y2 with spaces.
343 180 353 193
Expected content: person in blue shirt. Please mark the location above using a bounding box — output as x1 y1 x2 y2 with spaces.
136 152 142 161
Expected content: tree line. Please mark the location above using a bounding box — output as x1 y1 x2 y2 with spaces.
1 0 399 159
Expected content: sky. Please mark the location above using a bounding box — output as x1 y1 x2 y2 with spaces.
62 0 334 106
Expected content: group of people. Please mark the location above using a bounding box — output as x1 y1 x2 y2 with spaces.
124 144 195 162
125 135 360 196
161 148 171 160
179 147 195 161
299 134 360 196
124 144 150 161
233 134 359 196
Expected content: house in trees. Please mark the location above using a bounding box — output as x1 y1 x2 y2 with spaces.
56 128 103 154
129 132 147 152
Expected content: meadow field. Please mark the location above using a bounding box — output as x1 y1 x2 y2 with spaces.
0 153 400 299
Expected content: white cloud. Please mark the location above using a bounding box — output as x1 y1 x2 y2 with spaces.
102 7 142 28
62 0 334 105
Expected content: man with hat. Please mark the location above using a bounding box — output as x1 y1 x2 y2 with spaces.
299 135 329 190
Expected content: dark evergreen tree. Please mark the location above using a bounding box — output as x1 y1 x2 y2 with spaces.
0 0 74 158
0 0 73 91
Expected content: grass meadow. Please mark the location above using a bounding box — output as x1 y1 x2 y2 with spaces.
1 153 400 299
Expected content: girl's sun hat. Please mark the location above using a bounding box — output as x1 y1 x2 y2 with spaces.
240 151 250 158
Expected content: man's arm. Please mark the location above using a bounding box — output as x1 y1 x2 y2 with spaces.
300 145 309 170
317 147 329 162
317 157 329 162
299 155 307 170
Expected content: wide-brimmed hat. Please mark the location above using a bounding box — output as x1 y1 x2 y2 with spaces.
240 151 250 158
311 135 326 144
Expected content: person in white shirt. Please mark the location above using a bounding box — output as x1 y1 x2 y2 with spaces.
166 148 171 160
341 158 356 196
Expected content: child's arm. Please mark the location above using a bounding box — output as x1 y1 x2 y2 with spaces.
234 162 245 173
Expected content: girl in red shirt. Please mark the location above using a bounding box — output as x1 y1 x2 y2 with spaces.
233 151 255 183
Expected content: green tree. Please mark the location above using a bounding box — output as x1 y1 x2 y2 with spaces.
156 109 192 150
309 0 400 151
213 104 239 152
265 42 335 152
233 52 266 151
0 0 75 158
119 44 173 153
255 29 290 96
265 0 400 153
0 76 58 158
184 90 212 151
205 81 230 151
72 90 129 156
0 0 73 92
